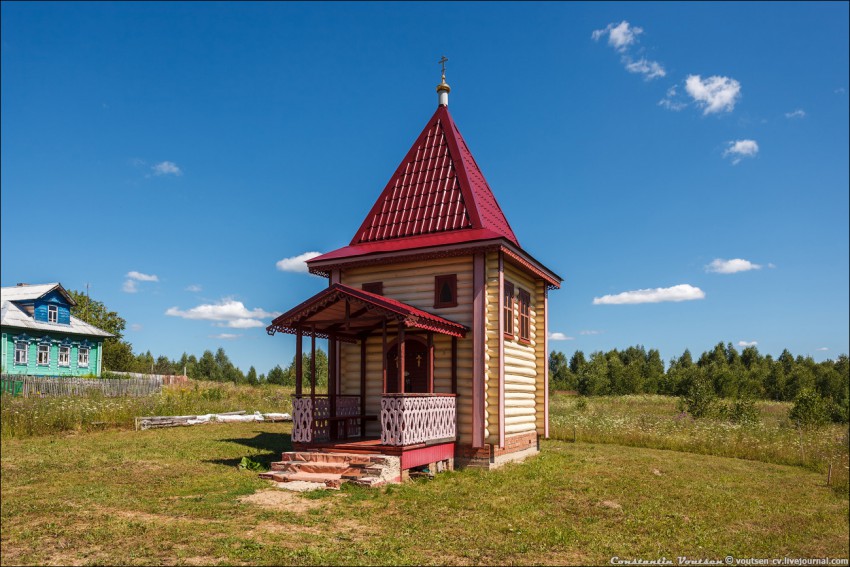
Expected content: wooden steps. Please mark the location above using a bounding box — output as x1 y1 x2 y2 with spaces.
261 451 399 490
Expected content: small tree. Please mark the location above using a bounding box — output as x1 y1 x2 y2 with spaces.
679 371 717 418
789 388 830 428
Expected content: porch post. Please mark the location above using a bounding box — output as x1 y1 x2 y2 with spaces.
295 327 303 397
381 319 387 394
329 335 337 439
451 336 457 394
360 335 367 437
427 332 434 393
310 326 316 400
398 325 406 394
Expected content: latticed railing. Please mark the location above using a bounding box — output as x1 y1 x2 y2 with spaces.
291 395 361 443
380 394 456 446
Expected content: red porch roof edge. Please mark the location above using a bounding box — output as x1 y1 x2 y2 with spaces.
267 283 468 339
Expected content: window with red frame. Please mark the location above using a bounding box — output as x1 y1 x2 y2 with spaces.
362 282 383 295
518 288 531 342
503 280 515 337
434 274 458 308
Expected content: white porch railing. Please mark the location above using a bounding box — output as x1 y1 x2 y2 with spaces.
380 394 456 446
291 395 361 443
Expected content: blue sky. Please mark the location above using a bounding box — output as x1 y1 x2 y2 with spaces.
2 2 848 375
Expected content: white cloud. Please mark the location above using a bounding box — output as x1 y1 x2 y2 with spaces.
835 87 846 94
817 347 829 351
659 86 687 111
165 299 278 329
624 57 666 80
130 323 143 331
738 341 758 347
548 332 574 341
685 75 742 114
126 271 159 282
185 284 202 292
784 109 806 119
276 251 323 273
122 279 138 293
151 161 182 176
705 258 762 274
592 21 643 52
593 284 705 305
210 333 241 340
580 330 604 335
723 139 759 164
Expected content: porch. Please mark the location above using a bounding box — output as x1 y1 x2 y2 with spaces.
267 284 468 459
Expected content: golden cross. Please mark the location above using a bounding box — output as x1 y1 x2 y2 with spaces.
439 56 448 77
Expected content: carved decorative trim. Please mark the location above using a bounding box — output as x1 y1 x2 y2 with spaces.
380 394 456 446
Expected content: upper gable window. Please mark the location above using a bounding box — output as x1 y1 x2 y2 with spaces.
518 288 531 343
503 281 515 338
434 274 458 308
362 282 383 295
48 305 58 323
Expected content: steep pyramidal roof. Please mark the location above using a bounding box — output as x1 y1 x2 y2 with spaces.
310 105 519 265
351 105 518 247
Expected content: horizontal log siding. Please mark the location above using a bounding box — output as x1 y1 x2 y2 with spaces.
502 262 539 435
340 256 474 442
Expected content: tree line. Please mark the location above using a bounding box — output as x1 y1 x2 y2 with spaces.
549 343 849 422
69 289 327 387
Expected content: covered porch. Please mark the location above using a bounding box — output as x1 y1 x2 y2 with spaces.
267 284 467 454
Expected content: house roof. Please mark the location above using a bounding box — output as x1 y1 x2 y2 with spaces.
0 282 76 305
308 104 520 265
0 283 113 338
267 283 468 341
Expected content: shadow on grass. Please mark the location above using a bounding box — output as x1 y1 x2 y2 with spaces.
204 431 293 469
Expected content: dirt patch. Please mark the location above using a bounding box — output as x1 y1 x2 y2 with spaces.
238 489 326 513
600 500 622 510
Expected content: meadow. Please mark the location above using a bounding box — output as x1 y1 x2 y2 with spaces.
1 385 848 565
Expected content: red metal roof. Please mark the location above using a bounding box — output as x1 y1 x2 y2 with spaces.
309 105 518 266
267 283 468 340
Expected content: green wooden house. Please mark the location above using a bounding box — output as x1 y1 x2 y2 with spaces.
1 283 112 377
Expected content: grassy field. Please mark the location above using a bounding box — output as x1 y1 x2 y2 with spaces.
1 386 848 565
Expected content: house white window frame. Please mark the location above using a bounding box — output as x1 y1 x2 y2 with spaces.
78 347 90 368
37 343 51 366
58 345 71 367
48 304 58 323
14 341 28 365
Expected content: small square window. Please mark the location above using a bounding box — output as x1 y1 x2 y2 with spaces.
48 305 58 323
78 347 90 368
503 281 515 338
14 341 28 365
362 282 383 295
434 274 457 308
58 346 70 367
37 344 50 366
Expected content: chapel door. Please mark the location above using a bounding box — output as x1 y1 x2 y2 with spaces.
386 340 429 393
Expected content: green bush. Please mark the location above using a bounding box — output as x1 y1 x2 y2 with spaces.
789 389 831 428
723 397 760 425
679 375 717 418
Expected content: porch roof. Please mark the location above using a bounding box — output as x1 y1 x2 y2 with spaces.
266 283 468 341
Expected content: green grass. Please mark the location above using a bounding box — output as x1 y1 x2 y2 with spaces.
0 381 296 439
1 390 848 565
1 422 847 565
549 393 850 496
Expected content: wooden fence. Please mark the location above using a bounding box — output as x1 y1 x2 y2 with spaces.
0 374 162 398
